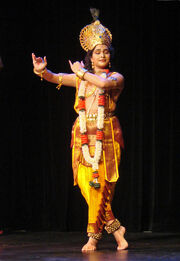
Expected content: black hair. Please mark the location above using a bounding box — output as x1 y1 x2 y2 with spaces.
83 45 115 72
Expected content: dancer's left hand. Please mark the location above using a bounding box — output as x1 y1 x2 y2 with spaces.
69 60 84 74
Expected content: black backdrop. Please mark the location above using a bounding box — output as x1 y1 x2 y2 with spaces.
0 0 179 233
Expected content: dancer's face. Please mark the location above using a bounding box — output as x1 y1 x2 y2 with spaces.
91 44 110 69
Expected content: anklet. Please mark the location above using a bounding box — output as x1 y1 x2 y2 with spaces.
105 219 121 234
88 232 102 240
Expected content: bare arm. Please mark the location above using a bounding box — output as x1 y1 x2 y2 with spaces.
69 60 124 91
83 71 124 90
42 70 76 87
32 53 76 87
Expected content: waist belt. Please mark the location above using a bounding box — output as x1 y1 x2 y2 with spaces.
86 112 114 121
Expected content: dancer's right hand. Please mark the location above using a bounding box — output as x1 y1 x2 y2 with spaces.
32 53 47 73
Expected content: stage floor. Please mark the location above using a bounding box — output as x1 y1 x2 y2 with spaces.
0 231 180 260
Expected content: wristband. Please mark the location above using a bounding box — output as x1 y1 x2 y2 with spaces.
76 68 88 80
33 67 47 81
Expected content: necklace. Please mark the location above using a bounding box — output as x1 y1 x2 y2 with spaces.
78 73 107 189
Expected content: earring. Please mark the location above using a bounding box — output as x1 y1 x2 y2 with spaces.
109 62 111 68
91 61 95 69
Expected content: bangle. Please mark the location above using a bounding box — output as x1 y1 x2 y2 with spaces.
56 74 63 90
33 67 47 81
76 68 88 80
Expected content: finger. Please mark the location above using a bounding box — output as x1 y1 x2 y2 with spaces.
81 60 85 67
32 53 36 61
68 60 73 67
32 54 38 66
44 56 46 62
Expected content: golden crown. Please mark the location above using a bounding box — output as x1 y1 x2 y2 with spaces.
79 9 112 52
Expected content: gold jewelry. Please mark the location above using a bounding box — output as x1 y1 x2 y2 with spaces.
91 61 95 69
76 68 88 80
56 74 63 90
104 219 121 234
79 9 112 52
88 232 102 240
33 67 46 81
109 62 111 68
86 113 97 121
86 112 114 121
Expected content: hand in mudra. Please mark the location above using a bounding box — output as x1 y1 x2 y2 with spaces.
69 60 84 74
32 53 47 73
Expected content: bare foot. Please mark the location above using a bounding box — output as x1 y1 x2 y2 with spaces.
81 237 98 252
119 226 126 236
113 226 128 251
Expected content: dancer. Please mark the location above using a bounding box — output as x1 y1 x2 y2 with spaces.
32 9 128 252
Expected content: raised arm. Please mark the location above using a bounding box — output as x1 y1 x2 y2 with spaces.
69 60 124 91
32 53 76 87
83 71 124 90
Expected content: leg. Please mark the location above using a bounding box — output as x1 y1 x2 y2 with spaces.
105 219 128 250
77 164 104 252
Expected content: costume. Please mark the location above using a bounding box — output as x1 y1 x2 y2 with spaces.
71 74 124 237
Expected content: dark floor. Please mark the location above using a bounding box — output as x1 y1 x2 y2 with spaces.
0 231 180 260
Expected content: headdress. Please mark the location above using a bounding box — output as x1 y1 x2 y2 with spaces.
79 8 112 52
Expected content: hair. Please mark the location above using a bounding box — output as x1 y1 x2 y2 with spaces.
83 45 115 73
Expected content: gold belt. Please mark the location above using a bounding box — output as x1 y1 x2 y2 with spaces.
86 112 114 121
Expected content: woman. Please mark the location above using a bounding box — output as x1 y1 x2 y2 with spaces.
32 13 128 252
